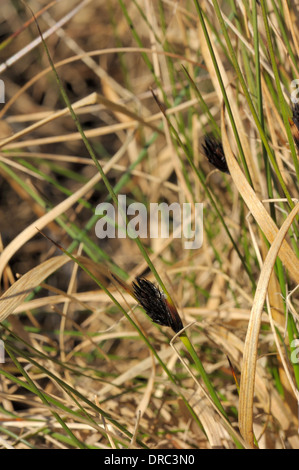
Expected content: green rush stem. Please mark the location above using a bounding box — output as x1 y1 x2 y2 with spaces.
38 240 205 432
31 7 170 298
29 12 225 433
179 334 244 448
26 15 209 441
3 335 146 447
252 1 276 222
6 346 87 449
259 0 299 183
159 106 256 288
195 0 295 210
193 0 253 186
179 334 228 419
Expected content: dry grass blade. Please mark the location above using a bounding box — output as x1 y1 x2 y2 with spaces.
238 203 299 447
0 130 132 282
0 255 70 322
0 92 161 150
221 104 299 285
0 0 93 75
1 0 298 449
0 93 102 149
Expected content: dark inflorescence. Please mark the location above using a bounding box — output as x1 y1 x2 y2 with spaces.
132 277 183 334
202 136 230 174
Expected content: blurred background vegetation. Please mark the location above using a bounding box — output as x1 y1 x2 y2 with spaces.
0 0 298 449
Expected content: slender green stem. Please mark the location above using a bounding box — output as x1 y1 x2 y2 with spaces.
252 0 275 218
198 0 295 209
259 0 299 182
30 5 172 299
6 346 87 449
179 334 244 448
193 0 253 185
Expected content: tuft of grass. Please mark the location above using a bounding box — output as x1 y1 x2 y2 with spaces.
0 0 298 449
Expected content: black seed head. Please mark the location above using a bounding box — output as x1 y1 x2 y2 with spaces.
132 277 183 334
202 136 230 174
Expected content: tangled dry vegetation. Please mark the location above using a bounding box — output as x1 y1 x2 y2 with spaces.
0 0 298 449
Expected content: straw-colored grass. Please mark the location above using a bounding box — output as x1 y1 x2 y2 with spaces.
0 0 298 449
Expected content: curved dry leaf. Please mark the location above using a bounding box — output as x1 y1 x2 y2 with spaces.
221 104 299 285
238 203 299 447
0 255 70 322
206 323 299 448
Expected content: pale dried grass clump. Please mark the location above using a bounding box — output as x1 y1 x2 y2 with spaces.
0 0 298 449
